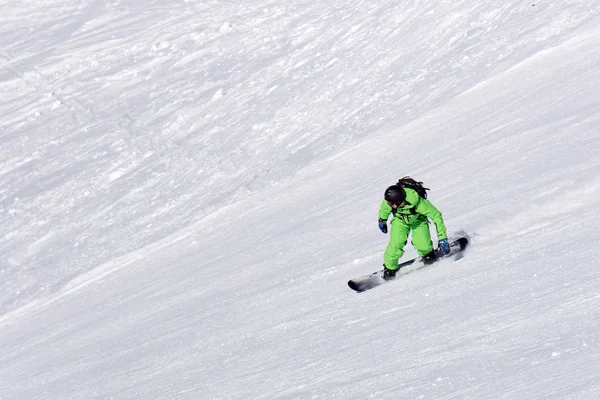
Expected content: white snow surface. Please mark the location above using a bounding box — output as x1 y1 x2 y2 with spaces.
1 0 600 399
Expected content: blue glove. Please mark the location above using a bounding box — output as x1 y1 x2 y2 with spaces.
378 218 388 234
438 239 450 255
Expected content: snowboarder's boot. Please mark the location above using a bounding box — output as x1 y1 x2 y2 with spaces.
383 265 397 281
422 250 438 265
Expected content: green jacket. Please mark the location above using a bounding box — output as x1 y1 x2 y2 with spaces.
378 188 448 240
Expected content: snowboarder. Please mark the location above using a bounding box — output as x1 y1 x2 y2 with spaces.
378 183 450 280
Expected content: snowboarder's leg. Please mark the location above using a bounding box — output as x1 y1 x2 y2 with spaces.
411 219 434 256
384 220 410 271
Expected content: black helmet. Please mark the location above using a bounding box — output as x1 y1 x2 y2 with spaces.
384 185 406 204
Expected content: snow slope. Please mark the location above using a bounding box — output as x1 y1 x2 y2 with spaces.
1 0 600 399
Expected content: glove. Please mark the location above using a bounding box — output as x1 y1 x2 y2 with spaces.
378 218 388 234
438 239 450 255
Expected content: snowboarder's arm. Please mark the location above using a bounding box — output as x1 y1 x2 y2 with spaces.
378 200 393 220
415 198 447 240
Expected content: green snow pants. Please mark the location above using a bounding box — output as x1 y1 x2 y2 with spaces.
384 217 433 270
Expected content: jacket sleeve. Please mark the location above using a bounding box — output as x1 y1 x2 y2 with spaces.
414 198 448 240
378 200 393 220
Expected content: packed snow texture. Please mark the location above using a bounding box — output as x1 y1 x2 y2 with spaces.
1 0 599 399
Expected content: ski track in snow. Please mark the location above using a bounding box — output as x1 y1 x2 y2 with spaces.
1 0 600 399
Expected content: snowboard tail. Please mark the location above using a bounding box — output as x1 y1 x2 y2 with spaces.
348 237 469 293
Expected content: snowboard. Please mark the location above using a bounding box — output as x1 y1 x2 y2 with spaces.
348 237 469 293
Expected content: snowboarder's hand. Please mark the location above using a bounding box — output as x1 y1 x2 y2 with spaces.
438 239 450 255
378 218 388 234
